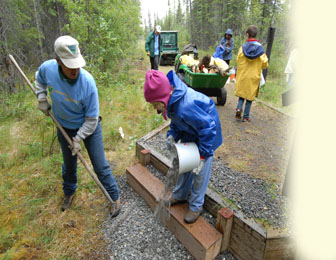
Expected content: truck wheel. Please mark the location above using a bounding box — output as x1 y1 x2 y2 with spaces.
217 88 227 106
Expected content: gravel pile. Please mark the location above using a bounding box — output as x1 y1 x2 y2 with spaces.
102 174 236 260
145 133 292 231
210 160 291 230
145 132 172 159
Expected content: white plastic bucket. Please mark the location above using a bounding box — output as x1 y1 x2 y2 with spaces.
172 142 200 174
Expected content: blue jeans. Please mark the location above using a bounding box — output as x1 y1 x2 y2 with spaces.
172 156 213 212
57 122 120 201
237 97 252 119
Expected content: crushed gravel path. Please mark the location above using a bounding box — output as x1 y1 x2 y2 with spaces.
145 132 292 231
102 174 236 260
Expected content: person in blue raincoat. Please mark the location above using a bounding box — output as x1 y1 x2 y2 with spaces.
213 29 234 65
143 69 223 224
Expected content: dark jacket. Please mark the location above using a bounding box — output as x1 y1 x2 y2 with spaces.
166 70 223 158
145 31 162 57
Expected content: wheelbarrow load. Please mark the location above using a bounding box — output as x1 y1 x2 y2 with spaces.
174 44 231 106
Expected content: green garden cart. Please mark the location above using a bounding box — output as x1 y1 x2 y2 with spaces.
175 53 230 106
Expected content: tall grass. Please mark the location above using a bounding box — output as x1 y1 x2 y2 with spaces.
0 41 162 259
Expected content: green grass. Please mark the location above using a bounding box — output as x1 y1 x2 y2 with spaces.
258 76 288 106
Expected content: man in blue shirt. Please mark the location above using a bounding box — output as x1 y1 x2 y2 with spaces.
35 35 121 217
145 25 162 70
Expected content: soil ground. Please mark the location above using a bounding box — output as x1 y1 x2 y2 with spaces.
159 65 295 191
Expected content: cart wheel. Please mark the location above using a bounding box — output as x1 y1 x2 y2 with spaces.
217 88 227 106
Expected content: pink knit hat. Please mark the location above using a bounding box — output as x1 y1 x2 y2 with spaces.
144 70 172 120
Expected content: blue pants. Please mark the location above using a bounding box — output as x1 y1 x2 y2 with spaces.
237 97 252 119
57 122 120 201
172 156 213 212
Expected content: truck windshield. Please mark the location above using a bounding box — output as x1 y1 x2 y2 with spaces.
162 34 176 44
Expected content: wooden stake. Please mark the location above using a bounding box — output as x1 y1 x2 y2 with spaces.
216 207 234 252
140 149 151 166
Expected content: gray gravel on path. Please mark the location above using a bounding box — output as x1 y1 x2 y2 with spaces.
102 174 236 260
145 132 292 231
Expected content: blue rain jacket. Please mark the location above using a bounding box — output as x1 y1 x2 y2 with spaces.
242 40 265 59
213 43 225 59
166 70 223 158
213 29 234 60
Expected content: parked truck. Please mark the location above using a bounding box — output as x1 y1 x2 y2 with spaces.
160 31 179 66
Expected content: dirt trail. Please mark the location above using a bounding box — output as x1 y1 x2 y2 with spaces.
215 82 294 189
157 65 294 190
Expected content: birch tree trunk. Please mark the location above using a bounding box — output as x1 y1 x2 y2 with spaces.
33 0 44 62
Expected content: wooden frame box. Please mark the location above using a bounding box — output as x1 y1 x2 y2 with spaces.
135 122 295 260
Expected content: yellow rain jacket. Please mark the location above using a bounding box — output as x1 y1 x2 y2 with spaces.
210 57 229 71
235 41 268 101
179 55 199 67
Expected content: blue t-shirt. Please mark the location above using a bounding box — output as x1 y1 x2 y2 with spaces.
36 60 99 129
154 34 159 55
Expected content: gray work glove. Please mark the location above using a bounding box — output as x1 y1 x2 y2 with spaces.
192 158 205 175
166 135 176 151
71 136 82 156
37 97 51 116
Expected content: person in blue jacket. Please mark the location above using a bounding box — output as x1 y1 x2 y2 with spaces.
35 35 121 217
213 28 234 65
143 69 223 224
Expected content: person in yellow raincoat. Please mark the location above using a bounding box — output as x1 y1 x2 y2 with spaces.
235 25 269 122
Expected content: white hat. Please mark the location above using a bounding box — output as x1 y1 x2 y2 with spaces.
155 25 161 33
54 35 86 69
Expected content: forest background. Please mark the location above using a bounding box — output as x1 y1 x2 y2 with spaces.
1 0 292 104
0 0 309 259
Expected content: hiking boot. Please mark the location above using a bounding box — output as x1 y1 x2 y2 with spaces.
61 194 74 211
164 195 186 207
184 208 202 224
235 109 242 120
109 198 121 218
242 117 250 122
